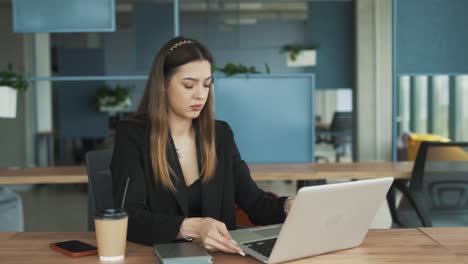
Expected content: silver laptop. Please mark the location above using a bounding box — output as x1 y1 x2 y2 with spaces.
230 177 394 264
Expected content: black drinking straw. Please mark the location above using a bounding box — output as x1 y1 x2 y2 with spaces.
120 177 130 209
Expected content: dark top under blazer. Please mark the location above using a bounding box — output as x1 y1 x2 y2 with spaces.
111 117 288 246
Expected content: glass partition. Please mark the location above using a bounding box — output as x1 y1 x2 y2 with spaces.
397 74 468 142
455 75 468 141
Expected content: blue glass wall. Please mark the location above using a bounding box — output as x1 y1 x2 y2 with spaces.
13 0 115 32
54 49 108 139
134 3 174 71
306 1 354 89
214 74 315 163
395 0 468 74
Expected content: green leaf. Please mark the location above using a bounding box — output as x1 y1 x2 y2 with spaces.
264 63 271 74
281 43 317 62
0 63 28 91
215 62 265 76
96 84 132 108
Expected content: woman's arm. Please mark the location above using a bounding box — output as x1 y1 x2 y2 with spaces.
224 122 289 225
111 121 185 245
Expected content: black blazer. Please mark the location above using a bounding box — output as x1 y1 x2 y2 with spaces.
111 116 288 246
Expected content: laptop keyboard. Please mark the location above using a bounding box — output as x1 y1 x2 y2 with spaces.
244 238 277 257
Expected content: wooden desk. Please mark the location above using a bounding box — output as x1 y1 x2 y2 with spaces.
419 227 468 263
0 166 88 184
0 233 16 241
249 162 412 181
0 229 458 263
0 162 413 185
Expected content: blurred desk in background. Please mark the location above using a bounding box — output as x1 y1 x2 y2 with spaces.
0 162 413 185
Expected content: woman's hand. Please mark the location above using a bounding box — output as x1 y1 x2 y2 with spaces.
286 197 295 214
198 218 245 255
180 218 245 255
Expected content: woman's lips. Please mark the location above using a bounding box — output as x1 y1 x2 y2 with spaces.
190 104 203 111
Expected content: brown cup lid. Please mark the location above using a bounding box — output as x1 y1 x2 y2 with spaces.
95 208 128 220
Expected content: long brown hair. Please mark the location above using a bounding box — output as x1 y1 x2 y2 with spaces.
137 37 216 191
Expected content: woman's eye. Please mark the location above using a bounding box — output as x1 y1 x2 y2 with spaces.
203 84 211 88
184 85 194 89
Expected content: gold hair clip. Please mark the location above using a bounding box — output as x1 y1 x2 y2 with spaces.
168 40 195 53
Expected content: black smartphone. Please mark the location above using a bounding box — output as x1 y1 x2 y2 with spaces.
50 240 98 257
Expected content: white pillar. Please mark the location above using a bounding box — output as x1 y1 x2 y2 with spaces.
33 33 53 132
355 0 394 229
33 33 53 166
355 0 393 161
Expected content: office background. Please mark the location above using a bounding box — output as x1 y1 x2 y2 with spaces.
0 0 467 231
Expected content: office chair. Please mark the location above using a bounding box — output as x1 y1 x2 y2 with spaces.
85 148 114 231
389 141 468 227
235 191 281 228
328 112 353 162
315 115 330 163
0 187 24 231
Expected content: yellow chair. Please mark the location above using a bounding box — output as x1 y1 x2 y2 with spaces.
407 134 450 161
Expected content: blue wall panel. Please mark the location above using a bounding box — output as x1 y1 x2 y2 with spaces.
134 3 174 72
103 30 145 111
55 49 108 138
396 0 468 74
214 74 315 163
13 0 115 32
180 15 305 74
306 2 354 89
180 16 305 74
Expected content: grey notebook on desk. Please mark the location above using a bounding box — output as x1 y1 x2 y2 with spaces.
154 242 213 264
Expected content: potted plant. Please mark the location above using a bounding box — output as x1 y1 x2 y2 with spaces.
96 84 132 114
0 64 28 118
281 44 317 67
214 63 270 76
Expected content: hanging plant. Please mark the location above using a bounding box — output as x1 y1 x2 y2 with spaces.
96 84 132 113
0 64 28 91
281 44 318 62
0 64 28 118
281 44 318 67
214 63 271 76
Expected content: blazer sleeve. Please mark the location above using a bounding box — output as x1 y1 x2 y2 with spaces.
111 121 185 245
223 122 288 225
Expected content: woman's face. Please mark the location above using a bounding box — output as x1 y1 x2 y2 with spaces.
166 60 212 121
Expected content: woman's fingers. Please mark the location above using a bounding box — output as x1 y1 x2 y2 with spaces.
217 223 239 246
217 223 233 240
203 237 238 254
212 226 244 255
198 218 245 256
288 197 295 211
204 244 216 252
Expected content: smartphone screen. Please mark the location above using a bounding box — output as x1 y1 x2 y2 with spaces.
50 240 98 258
53 240 97 252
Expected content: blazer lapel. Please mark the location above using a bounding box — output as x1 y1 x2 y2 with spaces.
167 133 189 216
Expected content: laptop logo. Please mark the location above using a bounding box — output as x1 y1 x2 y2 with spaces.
325 214 344 228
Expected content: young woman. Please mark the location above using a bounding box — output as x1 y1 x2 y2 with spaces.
111 37 294 255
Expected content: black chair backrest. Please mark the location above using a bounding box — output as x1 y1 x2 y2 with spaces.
411 141 468 212
329 112 353 147
330 111 353 133
85 148 114 231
